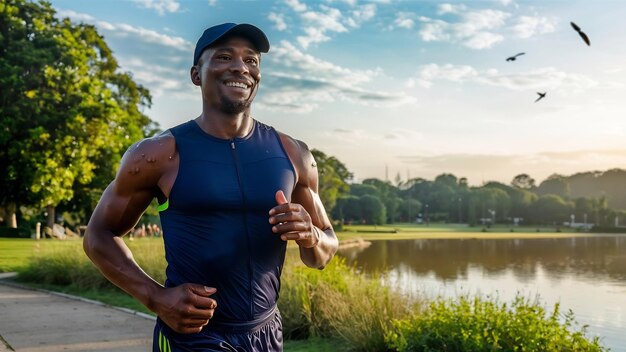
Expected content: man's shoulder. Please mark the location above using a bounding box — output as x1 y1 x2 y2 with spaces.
120 130 177 176
275 129 310 155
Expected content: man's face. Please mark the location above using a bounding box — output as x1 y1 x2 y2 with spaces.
193 36 261 114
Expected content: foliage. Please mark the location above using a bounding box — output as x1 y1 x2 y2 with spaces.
13 238 608 351
386 295 607 352
311 149 352 215
0 0 154 226
279 254 418 351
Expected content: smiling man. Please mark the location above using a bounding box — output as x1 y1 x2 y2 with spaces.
83 23 338 351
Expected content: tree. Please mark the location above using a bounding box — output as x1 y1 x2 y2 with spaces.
511 174 536 191
0 0 154 229
537 174 570 199
332 195 361 223
363 178 401 223
531 194 573 225
359 194 386 225
311 149 351 215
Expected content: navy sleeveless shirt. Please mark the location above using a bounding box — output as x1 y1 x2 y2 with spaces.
159 119 296 326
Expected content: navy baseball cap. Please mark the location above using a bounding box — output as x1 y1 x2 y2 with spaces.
193 23 270 65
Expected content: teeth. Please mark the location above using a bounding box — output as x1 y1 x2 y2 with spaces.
226 82 248 89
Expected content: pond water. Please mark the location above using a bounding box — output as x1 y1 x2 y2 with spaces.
337 235 626 351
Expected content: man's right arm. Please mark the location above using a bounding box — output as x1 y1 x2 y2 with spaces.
84 135 217 334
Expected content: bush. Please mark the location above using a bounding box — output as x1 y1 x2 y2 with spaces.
0 227 30 238
386 295 607 352
279 254 419 351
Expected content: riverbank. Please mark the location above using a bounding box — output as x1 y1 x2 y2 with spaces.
337 224 619 241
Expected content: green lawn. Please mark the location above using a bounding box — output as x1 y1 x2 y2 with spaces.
0 238 41 272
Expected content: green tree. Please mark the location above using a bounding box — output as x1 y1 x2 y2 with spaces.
531 194 573 225
332 195 361 223
0 0 153 229
311 149 351 216
363 178 402 223
537 174 570 199
359 194 386 225
511 173 536 191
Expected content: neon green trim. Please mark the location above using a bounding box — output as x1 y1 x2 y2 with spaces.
157 199 169 212
158 331 171 352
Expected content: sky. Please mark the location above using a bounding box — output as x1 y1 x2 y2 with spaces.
49 0 626 185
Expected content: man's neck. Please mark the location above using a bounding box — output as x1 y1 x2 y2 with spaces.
195 108 253 140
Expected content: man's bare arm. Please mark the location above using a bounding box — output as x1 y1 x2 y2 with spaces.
84 137 171 309
84 134 217 334
271 135 338 269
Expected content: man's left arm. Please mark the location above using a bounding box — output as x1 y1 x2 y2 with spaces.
270 137 338 269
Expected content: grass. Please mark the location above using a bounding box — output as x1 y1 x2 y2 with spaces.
1 229 610 351
337 223 596 241
0 238 39 272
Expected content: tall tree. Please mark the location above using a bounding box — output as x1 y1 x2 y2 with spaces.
310 149 352 215
537 174 570 199
511 174 536 191
0 0 153 228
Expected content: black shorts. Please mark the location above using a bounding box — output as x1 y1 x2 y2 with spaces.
152 310 283 352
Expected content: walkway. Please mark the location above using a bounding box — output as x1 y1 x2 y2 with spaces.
0 278 154 352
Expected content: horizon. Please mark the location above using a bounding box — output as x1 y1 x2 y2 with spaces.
49 0 626 186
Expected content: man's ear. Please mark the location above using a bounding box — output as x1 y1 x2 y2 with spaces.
190 66 201 86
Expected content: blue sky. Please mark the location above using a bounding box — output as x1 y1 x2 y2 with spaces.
50 0 626 185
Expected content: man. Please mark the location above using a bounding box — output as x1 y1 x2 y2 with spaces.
84 23 338 351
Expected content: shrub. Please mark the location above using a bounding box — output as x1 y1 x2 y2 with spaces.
386 295 607 352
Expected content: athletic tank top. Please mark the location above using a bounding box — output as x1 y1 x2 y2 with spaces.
158 119 296 325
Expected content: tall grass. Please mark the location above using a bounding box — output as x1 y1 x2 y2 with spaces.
280 250 420 351
16 238 607 351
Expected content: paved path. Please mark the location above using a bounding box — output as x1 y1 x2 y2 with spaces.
0 279 154 352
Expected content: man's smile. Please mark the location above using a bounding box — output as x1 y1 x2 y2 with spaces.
224 81 251 89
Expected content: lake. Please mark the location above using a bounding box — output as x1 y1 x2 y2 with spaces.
337 235 626 351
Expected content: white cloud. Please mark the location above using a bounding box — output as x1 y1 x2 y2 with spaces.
437 3 466 15
117 56 187 97
268 12 287 31
54 9 192 51
258 40 415 113
416 63 599 93
463 31 504 49
285 0 307 12
392 11 415 29
55 9 95 22
511 15 557 38
280 2 377 49
418 8 511 49
115 23 192 51
208 0 217 6
133 0 180 16
350 4 376 24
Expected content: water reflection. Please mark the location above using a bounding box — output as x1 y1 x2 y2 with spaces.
338 236 626 282
337 235 626 352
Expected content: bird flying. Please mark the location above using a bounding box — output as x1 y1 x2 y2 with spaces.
570 22 590 46
535 92 546 103
506 52 525 61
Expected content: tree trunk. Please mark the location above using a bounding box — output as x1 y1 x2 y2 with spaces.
47 204 55 230
7 203 17 228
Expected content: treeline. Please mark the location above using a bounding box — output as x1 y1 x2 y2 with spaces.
314 150 626 228
0 0 156 233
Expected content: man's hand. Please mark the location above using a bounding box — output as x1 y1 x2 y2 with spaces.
269 190 319 248
152 283 217 334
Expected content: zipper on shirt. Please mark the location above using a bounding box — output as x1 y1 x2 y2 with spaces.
230 140 255 320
